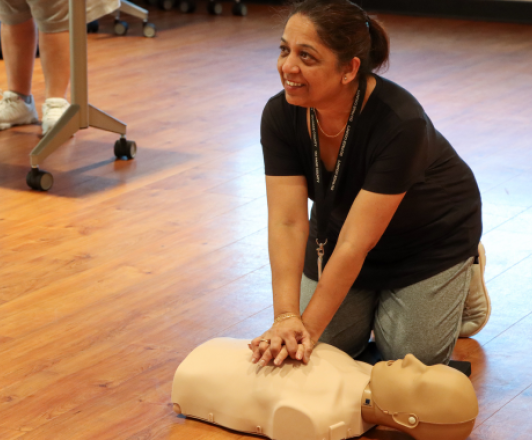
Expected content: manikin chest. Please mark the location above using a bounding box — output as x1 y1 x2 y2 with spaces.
172 338 375 440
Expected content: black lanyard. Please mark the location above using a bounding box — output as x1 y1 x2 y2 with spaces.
309 77 367 278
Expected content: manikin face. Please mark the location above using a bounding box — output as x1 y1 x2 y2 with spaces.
277 14 348 109
382 353 429 378
370 354 478 425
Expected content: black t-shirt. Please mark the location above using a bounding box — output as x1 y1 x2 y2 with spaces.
260 75 482 289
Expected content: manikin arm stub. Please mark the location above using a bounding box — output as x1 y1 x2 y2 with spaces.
171 339 478 440
361 354 479 440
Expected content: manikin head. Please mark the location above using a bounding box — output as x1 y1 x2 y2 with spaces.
361 354 479 440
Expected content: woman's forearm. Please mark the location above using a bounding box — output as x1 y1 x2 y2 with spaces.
301 189 406 341
301 241 368 340
268 221 309 317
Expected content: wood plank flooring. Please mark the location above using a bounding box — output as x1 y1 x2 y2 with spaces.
0 4 531 439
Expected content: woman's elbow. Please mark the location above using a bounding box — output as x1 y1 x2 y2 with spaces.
336 237 376 259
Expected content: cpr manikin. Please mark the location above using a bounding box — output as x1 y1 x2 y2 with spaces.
171 338 478 440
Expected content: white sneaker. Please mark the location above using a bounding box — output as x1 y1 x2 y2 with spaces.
0 90 39 130
42 97 69 136
460 242 491 338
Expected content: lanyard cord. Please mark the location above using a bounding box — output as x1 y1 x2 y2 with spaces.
310 77 367 278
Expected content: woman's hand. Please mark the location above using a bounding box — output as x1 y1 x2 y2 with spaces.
250 317 316 367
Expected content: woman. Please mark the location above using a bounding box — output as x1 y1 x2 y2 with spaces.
251 0 486 368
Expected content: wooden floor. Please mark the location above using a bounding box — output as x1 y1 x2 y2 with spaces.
0 4 531 439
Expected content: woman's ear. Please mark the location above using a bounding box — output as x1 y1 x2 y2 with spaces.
343 57 361 84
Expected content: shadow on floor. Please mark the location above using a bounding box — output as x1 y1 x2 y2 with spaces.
0 143 197 198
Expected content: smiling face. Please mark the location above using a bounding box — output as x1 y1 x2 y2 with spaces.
277 13 354 109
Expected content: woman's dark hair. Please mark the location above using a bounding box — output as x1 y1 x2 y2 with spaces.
287 0 389 75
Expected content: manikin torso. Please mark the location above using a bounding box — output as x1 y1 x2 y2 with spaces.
172 338 375 440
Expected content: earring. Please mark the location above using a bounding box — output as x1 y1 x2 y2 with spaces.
344 76 348 81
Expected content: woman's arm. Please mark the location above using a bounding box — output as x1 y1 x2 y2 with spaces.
267 175 309 317
302 189 406 341
250 175 315 365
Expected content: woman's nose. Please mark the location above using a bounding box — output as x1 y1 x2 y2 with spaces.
281 54 300 74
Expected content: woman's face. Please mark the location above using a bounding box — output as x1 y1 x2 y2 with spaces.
277 13 346 109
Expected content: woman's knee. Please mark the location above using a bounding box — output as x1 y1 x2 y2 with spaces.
375 328 455 365
301 276 377 357
320 326 371 358
381 345 452 366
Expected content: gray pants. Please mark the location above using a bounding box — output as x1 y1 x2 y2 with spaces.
300 258 473 365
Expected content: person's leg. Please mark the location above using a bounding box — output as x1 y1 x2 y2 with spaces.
38 29 70 100
1 18 37 96
374 258 473 366
38 29 70 135
28 0 70 134
300 274 378 358
0 17 39 130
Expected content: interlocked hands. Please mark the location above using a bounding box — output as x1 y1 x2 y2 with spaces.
249 316 316 367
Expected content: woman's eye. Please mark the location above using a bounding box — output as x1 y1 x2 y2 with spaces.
300 51 314 61
279 45 289 54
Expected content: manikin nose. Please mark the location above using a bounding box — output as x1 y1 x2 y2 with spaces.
401 353 426 371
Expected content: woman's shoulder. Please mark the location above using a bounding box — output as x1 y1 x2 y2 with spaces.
372 75 427 124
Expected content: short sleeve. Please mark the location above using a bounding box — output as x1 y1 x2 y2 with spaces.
363 118 428 194
260 95 305 176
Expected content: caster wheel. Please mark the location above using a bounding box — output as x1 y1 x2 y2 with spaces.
207 1 223 15
26 168 54 191
143 23 157 38
114 138 137 160
158 0 176 10
232 2 247 16
114 20 129 36
87 20 100 33
179 0 196 13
